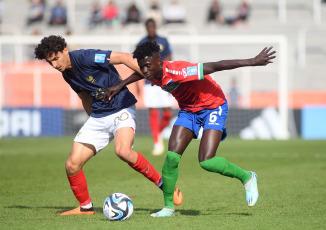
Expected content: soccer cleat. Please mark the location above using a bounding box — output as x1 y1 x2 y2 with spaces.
151 207 175 217
60 206 95 216
173 187 183 206
243 171 259 207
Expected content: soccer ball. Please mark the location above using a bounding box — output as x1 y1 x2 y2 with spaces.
103 193 133 221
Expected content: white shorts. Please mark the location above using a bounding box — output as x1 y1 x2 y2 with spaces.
144 84 174 108
74 105 136 153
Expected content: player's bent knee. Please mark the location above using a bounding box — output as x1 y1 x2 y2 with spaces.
115 147 133 163
165 153 179 166
163 151 181 172
65 159 82 175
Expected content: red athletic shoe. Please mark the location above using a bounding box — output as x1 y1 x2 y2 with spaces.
60 206 95 216
173 187 183 206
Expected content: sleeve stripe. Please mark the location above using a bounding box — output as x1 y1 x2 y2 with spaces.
198 63 204 80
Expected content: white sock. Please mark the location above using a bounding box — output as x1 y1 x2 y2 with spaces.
162 207 175 212
157 177 163 188
81 202 93 209
154 142 163 148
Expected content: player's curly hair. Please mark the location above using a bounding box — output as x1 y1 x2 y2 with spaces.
133 41 161 60
34 35 67 60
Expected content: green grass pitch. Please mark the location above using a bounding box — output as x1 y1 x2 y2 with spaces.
0 136 325 229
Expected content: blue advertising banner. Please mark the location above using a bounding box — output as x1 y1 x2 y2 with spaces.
302 106 326 139
1 108 304 138
1 108 63 137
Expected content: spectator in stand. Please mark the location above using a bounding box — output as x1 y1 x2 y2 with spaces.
163 0 186 24
27 29 41 60
0 0 3 24
146 0 163 27
49 0 67 26
125 3 141 24
103 0 119 28
89 2 103 28
26 0 45 26
228 78 240 108
0 0 3 25
225 0 250 26
207 0 224 24
237 0 250 22
136 18 174 155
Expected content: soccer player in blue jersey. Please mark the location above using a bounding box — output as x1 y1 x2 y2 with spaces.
34 35 183 216
137 18 174 155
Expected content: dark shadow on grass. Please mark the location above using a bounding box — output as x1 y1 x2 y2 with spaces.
201 212 252 216
199 208 252 216
135 208 200 216
225 212 251 216
94 207 103 213
5 205 32 209
5 205 90 214
177 209 200 216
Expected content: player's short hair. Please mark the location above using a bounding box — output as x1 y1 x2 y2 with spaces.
34 35 67 60
133 41 160 60
145 18 156 27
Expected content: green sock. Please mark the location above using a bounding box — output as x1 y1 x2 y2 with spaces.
199 157 251 183
162 151 181 208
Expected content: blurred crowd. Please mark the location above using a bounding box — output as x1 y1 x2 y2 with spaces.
86 0 188 29
8 0 252 35
207 0 250 26
24 0 188 30
1 0 326 36
26 0 67 26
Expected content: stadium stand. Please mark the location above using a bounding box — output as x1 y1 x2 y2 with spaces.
1 0 325 107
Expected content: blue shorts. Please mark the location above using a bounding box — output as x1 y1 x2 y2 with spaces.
174 100 228 140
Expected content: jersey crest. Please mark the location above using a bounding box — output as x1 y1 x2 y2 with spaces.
94 54 106 63
162 79 180 92
86 76 96 83
187 66 198 76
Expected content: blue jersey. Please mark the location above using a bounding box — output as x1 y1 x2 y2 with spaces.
138 35 172 85
62 49 137 118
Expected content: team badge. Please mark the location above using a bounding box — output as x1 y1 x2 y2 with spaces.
163 80 180 92
86 76 96 83
94 54 106 63
187 66 198 76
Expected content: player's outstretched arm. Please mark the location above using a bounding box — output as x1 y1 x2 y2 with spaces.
109 52 143 75
103 72 144 103
203 46 276 75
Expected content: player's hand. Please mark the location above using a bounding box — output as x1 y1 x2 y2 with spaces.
252 46 276 66
103 84 123 103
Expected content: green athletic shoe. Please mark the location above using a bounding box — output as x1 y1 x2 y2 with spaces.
151 207 175 217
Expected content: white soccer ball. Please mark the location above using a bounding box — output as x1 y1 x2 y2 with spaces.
103 193 134 221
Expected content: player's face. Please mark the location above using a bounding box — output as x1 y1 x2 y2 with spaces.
146 21 156 38
46 48 70 72
138 52 162 80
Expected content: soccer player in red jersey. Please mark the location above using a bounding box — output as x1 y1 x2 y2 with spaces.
104 41 276 217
